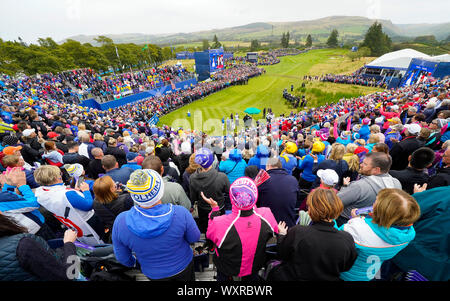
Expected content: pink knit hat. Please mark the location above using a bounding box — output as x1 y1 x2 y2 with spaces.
229 177 258 210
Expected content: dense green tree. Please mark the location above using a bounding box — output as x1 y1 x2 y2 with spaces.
0 35 167 76
281 32 290 48
305 34 312 47
326 29 339 48
250 39 260 51
360 22 392 56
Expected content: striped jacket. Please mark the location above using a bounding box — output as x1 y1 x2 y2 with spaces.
206 206 278 277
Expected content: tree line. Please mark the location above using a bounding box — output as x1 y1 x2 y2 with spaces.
0 36 175 76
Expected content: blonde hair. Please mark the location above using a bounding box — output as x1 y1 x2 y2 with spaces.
93 176 118 204
370 124 381 134
368 134 381 144
34 165 61 186
346 143 358 154
307 189 344 222
94 133 104 141
355 139 366 146
2 155 20 167
419 127 431 140
372 188 421 228
346 154 360 172
108 138 117 146
329 143 345 161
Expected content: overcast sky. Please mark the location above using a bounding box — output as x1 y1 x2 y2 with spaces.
1 0 449 43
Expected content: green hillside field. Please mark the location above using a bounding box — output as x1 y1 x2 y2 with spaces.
158 48 383 134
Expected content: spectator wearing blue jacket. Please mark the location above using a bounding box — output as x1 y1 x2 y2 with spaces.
336 188 420 281
279 141 298 175
0 105 13 124
248 145 270 170
358 118 371 141
219 149 247 185
0 168 53 240
298 141 325 190
102 155 134 185
257 157 299 227
122 152 142 171
112 169 200 280
312 143 348 188
384 124 403 150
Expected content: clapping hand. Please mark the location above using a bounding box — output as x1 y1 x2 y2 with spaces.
5 167 26 188
278 221 288 235
343 177 351 186
413 183 427 194
201 191 218 209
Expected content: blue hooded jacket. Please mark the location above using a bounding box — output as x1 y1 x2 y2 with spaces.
337 217 415 281
219 149 247 185
358 124 371 141
112 203 200 279
248 145 270 170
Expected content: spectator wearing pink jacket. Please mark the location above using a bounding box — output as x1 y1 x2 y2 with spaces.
203 177 279 281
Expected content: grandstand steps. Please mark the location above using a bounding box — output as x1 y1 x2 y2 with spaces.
124 263 216 281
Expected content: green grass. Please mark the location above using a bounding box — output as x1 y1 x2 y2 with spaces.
295 81 381 108
158 48 383 134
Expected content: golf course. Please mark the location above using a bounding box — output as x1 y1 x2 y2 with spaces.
159 48 383 131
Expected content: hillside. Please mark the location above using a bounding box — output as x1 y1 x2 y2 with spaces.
60 16 450 47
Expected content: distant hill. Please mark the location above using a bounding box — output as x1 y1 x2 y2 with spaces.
59 16 450 46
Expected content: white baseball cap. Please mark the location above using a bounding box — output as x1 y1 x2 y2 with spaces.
22 128 35 137
404 123 421 135
317 169 339 186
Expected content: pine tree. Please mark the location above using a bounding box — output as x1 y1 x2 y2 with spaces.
281 33 286 48
212 35 221 49
360 22 392 56
250 39 260 51
306 34 312 47
326 29 339 48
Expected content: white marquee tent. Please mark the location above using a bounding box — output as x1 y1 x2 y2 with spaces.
365 48 431 70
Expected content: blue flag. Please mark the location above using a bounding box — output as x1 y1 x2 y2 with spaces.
148 114 159 126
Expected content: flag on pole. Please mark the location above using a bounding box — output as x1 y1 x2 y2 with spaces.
115 46 120 59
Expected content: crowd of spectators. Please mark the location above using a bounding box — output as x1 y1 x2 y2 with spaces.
0 56 449 282
320 73 386 88
0 65 194 106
